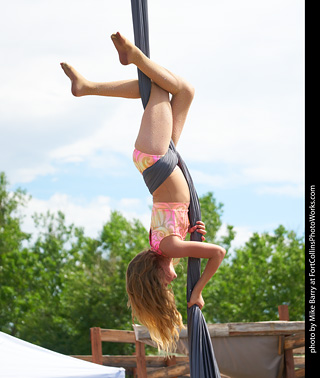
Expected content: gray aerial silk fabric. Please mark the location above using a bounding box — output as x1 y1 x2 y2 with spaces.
131 1 221 377
130 0 151 109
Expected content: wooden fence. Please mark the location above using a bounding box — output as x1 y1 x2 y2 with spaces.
72 305 305 378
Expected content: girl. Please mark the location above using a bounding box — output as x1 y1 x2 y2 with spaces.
61 32 226 354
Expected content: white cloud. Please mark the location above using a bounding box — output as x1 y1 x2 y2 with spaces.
216 223 254 255
11 164 57 184
256 184 304 198
0 0 304 245
230 225 254 251
0 1 304 308
117 196 152 230
180 95 304 189
21 192 152 240
51 101 141 163
190 169 242 189
22 193 112 238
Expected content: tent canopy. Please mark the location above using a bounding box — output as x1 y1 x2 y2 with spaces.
0 332 124 378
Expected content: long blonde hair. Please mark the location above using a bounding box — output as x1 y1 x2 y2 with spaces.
126 250 184 354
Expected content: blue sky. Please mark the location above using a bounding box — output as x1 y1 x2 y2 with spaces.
0 0 305 249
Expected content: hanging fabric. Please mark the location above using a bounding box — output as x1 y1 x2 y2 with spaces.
130 1 221 376
130 0 151 109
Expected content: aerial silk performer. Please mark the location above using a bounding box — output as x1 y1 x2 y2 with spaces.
60 23 224 378
130 2 222 376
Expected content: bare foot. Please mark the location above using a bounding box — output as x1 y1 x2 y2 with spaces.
60 62 91 97
110 32 141 65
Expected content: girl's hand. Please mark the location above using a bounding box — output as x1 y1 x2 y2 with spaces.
187 290 205 310
188 221 207 241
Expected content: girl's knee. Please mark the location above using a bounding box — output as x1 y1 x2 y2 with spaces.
183 82 195 99
219 246 227 260
175 80 195 102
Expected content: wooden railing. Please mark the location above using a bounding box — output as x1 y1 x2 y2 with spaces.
72 306 305 377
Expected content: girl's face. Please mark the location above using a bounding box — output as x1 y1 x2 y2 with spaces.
161 258 177 286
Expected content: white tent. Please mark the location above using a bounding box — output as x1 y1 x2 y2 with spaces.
0 332 124 378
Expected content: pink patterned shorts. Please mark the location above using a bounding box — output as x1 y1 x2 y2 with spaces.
133 148 163 174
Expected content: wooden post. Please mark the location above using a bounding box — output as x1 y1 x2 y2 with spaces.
165 355 177 378
278 305 295 378
90 327 103 365
132 352 138 378
278 305 290 322
135 340 147 378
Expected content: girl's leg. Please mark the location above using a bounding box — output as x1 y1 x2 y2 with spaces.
61 32 195 150
134 82 173 155
60 63 140 99
111 33 183 95
170 84 194 146
111 32 194 146
61 62 173 155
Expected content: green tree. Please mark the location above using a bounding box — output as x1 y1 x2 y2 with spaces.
202 226 305 323
17 210 150 355
0 172 149 354
18 210 87 353
0 171 305 356
59 211 150 355
0 172 32 335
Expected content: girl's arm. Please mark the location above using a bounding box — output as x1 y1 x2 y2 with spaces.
160 224 226 309
187 255 224 309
